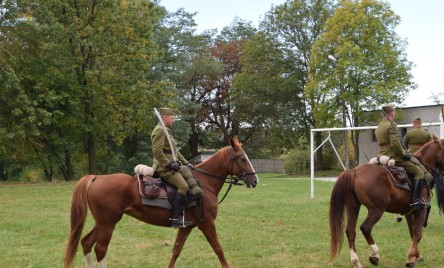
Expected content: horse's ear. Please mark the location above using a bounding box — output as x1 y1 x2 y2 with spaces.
229 135 240 150
229 119 239 137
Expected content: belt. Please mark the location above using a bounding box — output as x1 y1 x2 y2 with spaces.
163 149 173 154
409 143 424 147
378 142 390 147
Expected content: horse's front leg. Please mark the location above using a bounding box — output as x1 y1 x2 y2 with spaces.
199 221 229 268
405 211 426 267
168 227 193 268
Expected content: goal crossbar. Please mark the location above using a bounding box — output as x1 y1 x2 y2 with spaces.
309 122 443 199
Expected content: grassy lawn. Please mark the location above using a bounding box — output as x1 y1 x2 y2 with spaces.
1 174 444 267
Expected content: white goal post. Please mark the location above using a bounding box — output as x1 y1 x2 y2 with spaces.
310 122 444 199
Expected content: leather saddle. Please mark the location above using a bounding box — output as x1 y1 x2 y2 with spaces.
135 174 196 210
384 166 413 191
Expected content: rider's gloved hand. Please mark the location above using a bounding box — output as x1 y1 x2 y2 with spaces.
168 161 181 171
403 152 413 160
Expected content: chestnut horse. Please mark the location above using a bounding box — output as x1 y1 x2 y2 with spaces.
64 135 258 268
329 138 444 268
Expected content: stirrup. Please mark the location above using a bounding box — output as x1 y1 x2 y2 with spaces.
170 218 192 228
410 200 427 210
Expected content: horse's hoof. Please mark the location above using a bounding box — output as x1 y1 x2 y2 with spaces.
369 256 379 266
405 261 415 267
396 216 402 222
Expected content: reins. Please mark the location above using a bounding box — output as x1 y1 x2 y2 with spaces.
193 168 246 204
192 147 256 204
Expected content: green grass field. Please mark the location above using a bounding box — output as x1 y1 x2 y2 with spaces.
1 174 444 267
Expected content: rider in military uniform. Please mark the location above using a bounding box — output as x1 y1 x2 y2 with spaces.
375 105 426 209
151 107 203 228
404 117 432 153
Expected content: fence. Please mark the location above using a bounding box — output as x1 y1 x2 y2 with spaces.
190 153 284 173
250 159 284 173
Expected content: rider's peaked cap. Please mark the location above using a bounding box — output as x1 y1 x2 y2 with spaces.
382 104 395 114
158 107 175 115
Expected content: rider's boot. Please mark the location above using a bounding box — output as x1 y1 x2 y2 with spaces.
186 178 203 199
410 178 426 210
170 192 193 228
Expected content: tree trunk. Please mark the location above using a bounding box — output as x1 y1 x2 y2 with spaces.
43 162 53 181
353 131 360 166
315 132 323 170
65 148 75 180
188 120 199 157
0 160 7 181
87 132 96 174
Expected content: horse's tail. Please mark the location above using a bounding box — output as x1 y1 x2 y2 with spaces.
329 169 356 262
64 175 94 268
434 175 444 214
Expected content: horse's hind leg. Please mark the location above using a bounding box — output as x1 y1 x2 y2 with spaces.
93 225 116 268
405 212 426 266
81 223 115 268
345 202 363 268
360 209 384 266
168 227 193 268
81 226 99 268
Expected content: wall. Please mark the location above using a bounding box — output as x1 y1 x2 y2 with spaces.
358 105 441 165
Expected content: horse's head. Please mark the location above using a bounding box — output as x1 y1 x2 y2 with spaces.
227 136 258 188
416 138 444 172
435 139 444 170
416 138 444 214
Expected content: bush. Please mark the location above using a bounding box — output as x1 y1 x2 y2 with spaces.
14 167 46 182
281 148 310 174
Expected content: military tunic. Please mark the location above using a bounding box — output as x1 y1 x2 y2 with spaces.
151 123 189 195
404 127 432 153
375 118 423 179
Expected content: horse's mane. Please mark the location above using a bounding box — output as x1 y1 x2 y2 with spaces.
195 146 230 169
195 142 243 169
414 136 441 156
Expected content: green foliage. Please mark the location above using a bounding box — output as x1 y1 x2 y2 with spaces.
281 148 310 174
306 0 415 129
0 0 165 179
306 0 415 165
0 0 421 181
233 0 335 155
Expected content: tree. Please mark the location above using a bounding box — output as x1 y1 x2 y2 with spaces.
28 0 164 174
234 0 335 160
158 16 257 155
0 0 165 180
0 4 67 180
149 8 219 156
199 19 257 148
306 0 416 165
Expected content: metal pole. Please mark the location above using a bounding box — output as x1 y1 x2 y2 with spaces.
310 129 315 199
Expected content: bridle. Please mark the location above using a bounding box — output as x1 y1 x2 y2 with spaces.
416 139 444 177
193 147 256 204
